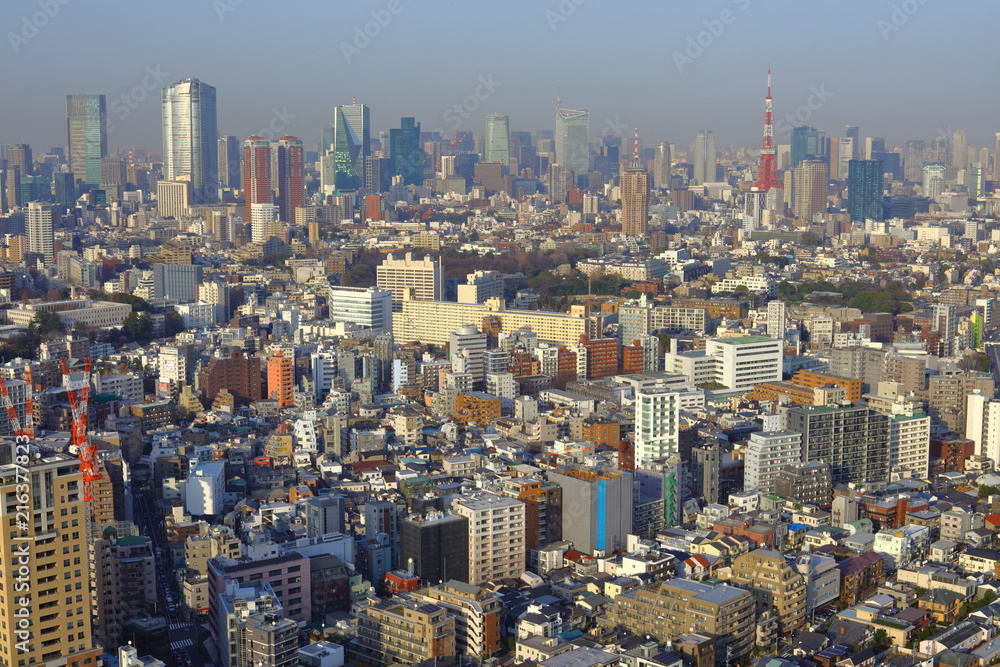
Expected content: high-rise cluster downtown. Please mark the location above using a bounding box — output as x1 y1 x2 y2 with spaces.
161 78 218 205
6 66 997 242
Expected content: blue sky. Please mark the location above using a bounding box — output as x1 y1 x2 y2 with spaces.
0 0 993 156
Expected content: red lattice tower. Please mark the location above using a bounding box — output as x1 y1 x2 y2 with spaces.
62 357 101 503
753 67 783 191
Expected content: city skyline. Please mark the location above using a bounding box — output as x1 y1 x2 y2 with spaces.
0 1 996 153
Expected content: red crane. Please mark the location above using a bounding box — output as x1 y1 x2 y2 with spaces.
62 358 101 503
0 364 34 438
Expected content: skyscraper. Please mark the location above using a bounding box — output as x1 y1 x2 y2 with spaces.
275 136 304 222
66 93 107 189
555 106 590 179
6 143 32 176
789 126 825 169
994 133 1000 177
952 129 967 169
792 160 828 221
0 454 102 667
922 162 946 198
27 201 53 262
484 113 510 165
692 130 717 184
844 126 860 158
653 141 672 189
242 136 271 223
217 135 241 190
161 78 218 203
390 117 423 185
330 101 370 190
620 130 650 236
970 162 986 200
903 139 926 183
847 159 884 222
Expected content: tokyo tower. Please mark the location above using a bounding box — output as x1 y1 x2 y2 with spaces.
753 68 783 191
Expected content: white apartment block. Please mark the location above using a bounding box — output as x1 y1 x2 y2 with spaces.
664 336 783 391
744 430 802 494
376 252 443 308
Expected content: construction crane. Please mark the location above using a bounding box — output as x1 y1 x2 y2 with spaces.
0 364 33 438
62 358 101 503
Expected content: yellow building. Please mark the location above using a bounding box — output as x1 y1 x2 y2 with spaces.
728 548 807 635
395 292 594 347
348 599 456 667
0 453 103 667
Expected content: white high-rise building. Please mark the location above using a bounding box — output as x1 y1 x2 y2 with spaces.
922 162 947 198
376 252 443 311
666 337 782 391
952 129 967 169
693 130 717 184
486 372 516 412
484 113 510 165
450 325 487 386
653 141 672 189
967 390 1000 465
555 107 590 179
158 345 187 391
27 201 54 263
766 301 787 339
185 460 226 515
634 386 704 466
327 285 392 333
744 431 802 494
311 351 338 403
161 78 218 204
250 202 279 243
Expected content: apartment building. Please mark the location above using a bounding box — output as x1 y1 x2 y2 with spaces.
451 493 526 585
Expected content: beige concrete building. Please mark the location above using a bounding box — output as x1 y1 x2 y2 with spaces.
156 179 191 219
451 492 526 585
728 548 807 635
395 292 594 347
0 453 103 667
603 578 755 660
376 252 443 309
349 599 456 667
6 298 131 329
411 580 504 660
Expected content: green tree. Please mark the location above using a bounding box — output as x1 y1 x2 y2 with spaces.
979 485 1000 499
867 628 891 652
122 312 153 341
27 311 65 336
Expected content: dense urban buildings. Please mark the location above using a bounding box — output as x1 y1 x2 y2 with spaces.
4 17 1000 667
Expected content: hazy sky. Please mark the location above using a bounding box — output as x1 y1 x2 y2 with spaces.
0 0 994 156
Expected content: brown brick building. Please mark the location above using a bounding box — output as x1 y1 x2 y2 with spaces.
199 351 262 407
